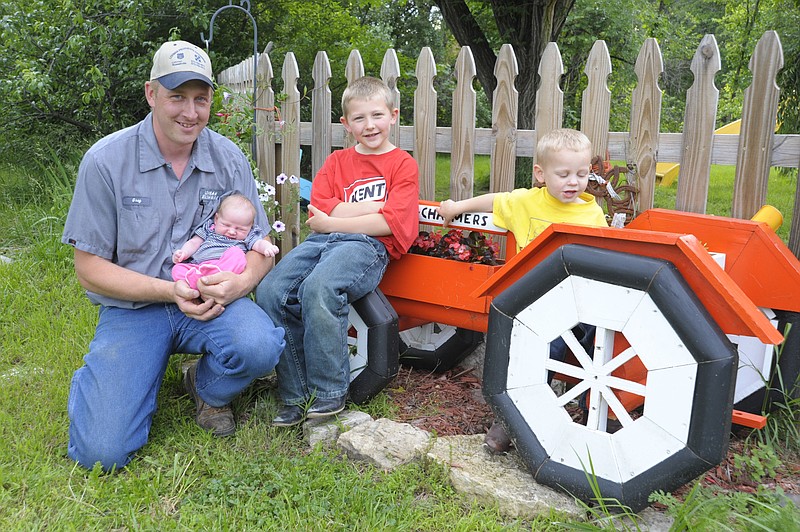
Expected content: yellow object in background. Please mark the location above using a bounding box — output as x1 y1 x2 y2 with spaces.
657 119 742 187
751 204 783 231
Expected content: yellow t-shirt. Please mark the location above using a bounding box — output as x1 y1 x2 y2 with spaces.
492 187 608 252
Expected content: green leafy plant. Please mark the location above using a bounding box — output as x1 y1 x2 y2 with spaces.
255 172 300 240
209 86 300 241
733 442 782 483
757 323 800 454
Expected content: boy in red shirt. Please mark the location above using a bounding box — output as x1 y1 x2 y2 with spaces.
257 76 419 426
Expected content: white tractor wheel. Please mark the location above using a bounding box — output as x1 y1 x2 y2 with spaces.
483 244 738 512
399 323 483 372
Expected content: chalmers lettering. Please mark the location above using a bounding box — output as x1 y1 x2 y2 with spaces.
418 206 443 223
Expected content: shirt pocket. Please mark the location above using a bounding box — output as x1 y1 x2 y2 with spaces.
117 202 161 256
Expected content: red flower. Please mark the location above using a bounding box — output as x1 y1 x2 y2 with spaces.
409 229 499 265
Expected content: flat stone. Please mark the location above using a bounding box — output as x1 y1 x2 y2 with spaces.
337 417 432 469
427 434 584 520
303 409 373 447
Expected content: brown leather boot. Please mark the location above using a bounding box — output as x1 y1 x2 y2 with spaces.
484 420 513 454
184 362 235 437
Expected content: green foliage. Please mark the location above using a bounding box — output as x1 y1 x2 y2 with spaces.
209 88 262 158
0 0 213 162
717 0 800 133
650 483 800 531
756 324 800 455
733 442 782 483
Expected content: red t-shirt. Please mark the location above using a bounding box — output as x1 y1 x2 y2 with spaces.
310 147 420 260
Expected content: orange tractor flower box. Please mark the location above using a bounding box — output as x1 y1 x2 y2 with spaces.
342 199 800 512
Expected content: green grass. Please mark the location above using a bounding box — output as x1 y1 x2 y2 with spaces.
653 165 796 244
2 158 800 529
0 162 556 529
434 153 492 199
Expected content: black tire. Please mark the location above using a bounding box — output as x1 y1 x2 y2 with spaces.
399 324 483 372
348 289 400 404
483 244 738 512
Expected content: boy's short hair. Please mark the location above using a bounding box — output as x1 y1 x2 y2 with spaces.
341 76 394 118
536 128 592 167
218 193 256 222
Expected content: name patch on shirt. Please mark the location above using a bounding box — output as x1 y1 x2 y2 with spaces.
344 177 387 203
122 196 152 208
199 188 223 204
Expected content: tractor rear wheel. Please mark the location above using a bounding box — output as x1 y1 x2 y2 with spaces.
483 244 738 512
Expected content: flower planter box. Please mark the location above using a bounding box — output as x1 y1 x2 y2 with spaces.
379 253 503 331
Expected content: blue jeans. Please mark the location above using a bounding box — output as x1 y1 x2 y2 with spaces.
256 233 389 405
67 298 285 471
550 323 595 410
549 323 596 374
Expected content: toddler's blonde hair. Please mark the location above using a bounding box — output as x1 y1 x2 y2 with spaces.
536 128 593 168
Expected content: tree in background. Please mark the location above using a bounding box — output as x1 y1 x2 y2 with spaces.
433 0 575 130
717 0 799 135
0 0 213 160
1 0 795 167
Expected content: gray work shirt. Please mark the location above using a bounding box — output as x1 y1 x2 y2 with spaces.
62 112 269 309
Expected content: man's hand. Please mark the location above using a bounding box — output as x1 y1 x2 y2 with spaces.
174 279 224 321
196 270 251 307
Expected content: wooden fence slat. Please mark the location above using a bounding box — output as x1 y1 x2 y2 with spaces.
381 49 401 149
450 46 477 201
733 31 784 219
630 38 664 213
581 40 611 160
343 50 365 149
414 47 438 201
791 162 800 257
255 50 276 187
534 41 565 168
676 34 720 214
280 52 301 253
311 51 332 181
490 44 518 194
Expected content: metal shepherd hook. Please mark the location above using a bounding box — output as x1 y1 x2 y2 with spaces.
201 0 259 159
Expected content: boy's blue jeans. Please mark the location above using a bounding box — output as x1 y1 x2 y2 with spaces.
67 298 285 471
256 232 389 406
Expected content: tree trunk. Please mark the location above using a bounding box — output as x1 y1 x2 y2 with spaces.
435 0 574 130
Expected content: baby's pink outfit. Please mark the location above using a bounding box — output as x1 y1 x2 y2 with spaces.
171 247 248 289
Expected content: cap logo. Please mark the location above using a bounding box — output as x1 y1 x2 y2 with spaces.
150 40 213 89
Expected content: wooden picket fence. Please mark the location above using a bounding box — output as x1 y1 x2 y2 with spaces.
217 31 800 257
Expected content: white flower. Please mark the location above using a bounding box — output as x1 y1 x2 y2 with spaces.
276 172 288 184
289 174 300 184
272 221 286 233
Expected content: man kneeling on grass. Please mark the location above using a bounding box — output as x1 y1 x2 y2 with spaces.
62 40 285 471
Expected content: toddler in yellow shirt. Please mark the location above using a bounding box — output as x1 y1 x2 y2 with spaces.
437 128 608 453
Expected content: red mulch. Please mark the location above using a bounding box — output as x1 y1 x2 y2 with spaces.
385 365 494 436
386 363 800 498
